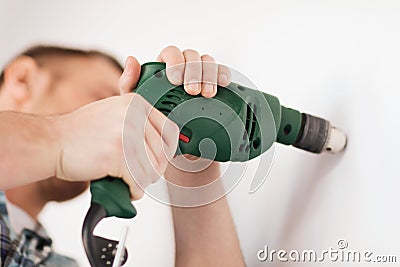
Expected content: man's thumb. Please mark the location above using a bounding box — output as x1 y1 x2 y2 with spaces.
119 56 141 94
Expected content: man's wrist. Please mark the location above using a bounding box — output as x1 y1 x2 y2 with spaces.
165 160 220 187
47 114 67 179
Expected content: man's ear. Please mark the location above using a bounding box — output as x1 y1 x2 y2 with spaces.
2 56 39 108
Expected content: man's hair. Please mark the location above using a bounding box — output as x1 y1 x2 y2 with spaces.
0 45 123 87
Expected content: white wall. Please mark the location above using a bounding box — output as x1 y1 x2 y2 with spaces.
1 1 400 266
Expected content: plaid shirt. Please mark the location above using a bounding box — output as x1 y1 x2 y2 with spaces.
0 191 79 267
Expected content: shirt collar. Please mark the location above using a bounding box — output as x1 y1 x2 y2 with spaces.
5 196 48 238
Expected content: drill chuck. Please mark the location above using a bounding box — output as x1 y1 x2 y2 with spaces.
293 113 347 154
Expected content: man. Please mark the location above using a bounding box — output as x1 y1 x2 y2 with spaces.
0 45 245 266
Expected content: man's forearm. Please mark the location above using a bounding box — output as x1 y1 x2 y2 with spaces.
166 161 245 267
0 111 59 188
171 196 245 267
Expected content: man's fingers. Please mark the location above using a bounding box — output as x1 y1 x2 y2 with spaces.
182 49 202 95
200 55 218 98
144 142 164 183
157 46 185 85
156 47 229 97
126 178 144 201
122 94 178 200
144 121 170 176
217 64 231 87
124 127 171 198
119 56 141 94
120 149 146 200
122 134 160 199
148 107 179 150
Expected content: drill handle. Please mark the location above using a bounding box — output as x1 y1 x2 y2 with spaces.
90 177 137 219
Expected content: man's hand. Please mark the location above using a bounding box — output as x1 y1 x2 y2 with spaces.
115 47 244 266
55 93 179 200
119 46 231 98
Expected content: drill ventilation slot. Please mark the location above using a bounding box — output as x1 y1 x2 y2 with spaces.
244 102 258 143
157 91 184 115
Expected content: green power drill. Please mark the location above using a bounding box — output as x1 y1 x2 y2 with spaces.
82 62 347 266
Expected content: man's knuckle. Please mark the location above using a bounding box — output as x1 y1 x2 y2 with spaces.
164 45 180 51
183 49 199 56
202 54 215 62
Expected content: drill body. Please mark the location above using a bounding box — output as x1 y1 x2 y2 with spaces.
137 62 279 162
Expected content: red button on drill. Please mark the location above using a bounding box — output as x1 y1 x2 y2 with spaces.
179 133 190 143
